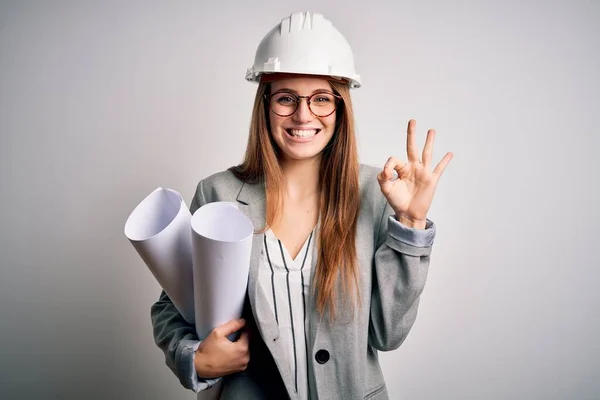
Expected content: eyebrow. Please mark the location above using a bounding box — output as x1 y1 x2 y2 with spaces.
272 88 332 94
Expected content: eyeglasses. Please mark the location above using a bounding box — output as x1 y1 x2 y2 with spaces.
264 90 342 117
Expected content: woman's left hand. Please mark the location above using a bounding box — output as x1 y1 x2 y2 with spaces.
377 119 453 229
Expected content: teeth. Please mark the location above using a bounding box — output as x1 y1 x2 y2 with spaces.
288 129 318 138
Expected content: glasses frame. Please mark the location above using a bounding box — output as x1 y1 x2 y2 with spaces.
264 90 342 118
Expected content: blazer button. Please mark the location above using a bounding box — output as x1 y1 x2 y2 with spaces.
315 349 330 364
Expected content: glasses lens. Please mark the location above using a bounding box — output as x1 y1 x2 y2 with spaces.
269 92 338 117
270 93 298 116
308 92 337 117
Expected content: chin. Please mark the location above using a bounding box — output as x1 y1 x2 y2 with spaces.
281 149 324 162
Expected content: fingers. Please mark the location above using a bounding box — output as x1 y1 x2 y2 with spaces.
234 330 250 370
235 330 250 354
198 321 251 377
380 121 451 183
214 318 246 337
237 329 250 345
422 129 435 167
433 152 454 178
378 156 405 183
406 119 419 163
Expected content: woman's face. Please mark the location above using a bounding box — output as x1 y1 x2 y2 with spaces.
267 76 338 162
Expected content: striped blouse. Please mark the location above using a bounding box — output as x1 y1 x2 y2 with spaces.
258 226 317 400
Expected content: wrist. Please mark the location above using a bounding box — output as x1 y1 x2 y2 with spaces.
194 350 208 378
395 214 427 229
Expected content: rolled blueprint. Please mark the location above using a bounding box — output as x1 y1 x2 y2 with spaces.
190 202 254 340
124 187 195 324
125 189 254 400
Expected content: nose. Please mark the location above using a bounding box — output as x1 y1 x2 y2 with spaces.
292 97 314 123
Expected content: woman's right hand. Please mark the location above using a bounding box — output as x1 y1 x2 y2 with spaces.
194 318 250 379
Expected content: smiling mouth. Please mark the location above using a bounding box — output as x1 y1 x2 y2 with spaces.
285 129 321 138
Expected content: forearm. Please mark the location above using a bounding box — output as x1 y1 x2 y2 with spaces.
369 203 435 350
150 290 217 392
369 238 431 350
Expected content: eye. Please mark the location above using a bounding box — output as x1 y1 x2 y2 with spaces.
273 94 297 105
312 93 334 103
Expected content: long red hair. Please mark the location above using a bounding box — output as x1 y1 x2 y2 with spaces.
229 79 360 319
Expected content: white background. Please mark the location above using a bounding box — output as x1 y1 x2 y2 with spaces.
1 1 598 399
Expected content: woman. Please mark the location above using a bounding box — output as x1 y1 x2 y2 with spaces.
151 11 452 400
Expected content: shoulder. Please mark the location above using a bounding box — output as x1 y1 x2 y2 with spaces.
200 168 241 189
357 162 389 220
358 163 381 185
358 163 384 202
193 168 245 203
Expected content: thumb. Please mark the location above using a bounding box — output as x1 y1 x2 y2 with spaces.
214 318 246 338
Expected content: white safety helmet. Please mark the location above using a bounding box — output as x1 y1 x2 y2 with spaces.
245 11 361 89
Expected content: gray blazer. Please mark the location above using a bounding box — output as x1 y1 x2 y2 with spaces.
151 163 436 400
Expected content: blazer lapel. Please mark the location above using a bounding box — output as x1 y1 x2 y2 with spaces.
235 180 297 397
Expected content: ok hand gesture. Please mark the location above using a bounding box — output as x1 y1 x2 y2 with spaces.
377 119 453 229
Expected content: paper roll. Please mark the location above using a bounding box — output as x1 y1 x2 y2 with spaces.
124 187 195 323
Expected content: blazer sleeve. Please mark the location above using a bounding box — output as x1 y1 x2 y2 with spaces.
368 200 436 351
149 179 221 392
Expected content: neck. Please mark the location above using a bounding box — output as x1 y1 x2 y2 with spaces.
280 156 321 199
